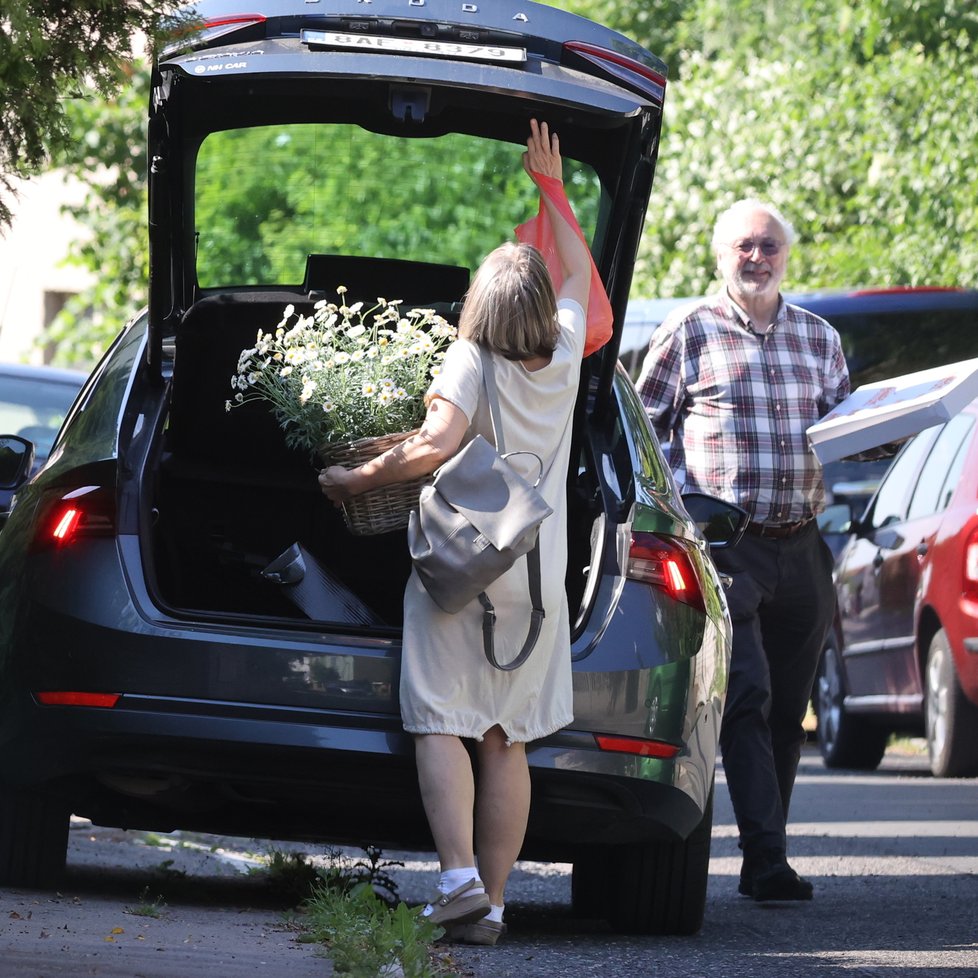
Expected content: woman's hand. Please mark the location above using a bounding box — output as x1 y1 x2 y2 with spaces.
523 118 562 182
318 465 358 506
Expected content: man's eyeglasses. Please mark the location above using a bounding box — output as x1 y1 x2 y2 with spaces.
727 238 784 257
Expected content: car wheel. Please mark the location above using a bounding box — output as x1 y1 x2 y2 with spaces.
815 637 888 770
0 784 70 888
572 783 714 936
570 852 608 920
925 629 978 778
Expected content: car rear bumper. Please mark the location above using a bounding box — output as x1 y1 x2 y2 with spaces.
0 692 711 859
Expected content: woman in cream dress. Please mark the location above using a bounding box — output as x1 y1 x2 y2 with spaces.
319 119 591 944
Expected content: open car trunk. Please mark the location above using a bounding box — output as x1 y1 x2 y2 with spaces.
148 270 606 631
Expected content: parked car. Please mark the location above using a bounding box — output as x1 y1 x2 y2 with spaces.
0 0 748 937
621 287 978 538
0 362 87 522
816 400 978 777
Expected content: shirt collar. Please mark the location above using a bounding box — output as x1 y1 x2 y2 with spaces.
720 288 786 335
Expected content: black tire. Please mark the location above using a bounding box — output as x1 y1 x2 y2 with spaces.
573 783 714 936
925 629 978 778
0 785 70 888
570 852 609 920
815 637 888 770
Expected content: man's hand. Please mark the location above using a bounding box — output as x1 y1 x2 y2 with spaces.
523 118 562 182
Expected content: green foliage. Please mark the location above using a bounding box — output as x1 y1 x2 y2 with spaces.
44 63 151 367
303 882 447 978
34 0 978 364
633 40 978 298
0 1 191 228
314 845 404 906
258 844 404 907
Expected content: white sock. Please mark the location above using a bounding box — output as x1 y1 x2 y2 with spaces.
439 866 483 895
421 866 484 916
486 903 504 923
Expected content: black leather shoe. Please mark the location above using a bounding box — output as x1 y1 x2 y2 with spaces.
752 858 813 902
742 849 814 901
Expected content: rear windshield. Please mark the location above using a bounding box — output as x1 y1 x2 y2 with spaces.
194 123 600 289
829 307 978 387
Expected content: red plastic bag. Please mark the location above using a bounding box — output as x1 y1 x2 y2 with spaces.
515 172 613 356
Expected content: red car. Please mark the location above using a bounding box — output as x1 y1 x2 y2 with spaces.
817 399 978 776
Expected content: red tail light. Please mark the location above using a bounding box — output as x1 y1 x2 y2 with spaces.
595 734 680 759
32 485 116 551
627 531 705 613
36 692 120 708
563 41 667 98
202 14 268 30
164 13 267 52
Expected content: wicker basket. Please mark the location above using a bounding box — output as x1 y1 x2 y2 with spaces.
318 429 428 536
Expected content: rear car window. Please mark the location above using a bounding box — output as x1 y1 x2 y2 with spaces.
194 124 600 289
830 308 978 387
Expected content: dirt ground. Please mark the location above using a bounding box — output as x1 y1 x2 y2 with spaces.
1 820 341 978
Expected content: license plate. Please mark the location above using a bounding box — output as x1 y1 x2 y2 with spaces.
300 29 526 64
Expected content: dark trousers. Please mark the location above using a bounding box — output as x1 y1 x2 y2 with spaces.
712 521 835 857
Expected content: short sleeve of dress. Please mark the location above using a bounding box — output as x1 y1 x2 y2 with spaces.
557 298 587 360
425 337 482 422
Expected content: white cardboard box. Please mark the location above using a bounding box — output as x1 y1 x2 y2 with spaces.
807 358 978 465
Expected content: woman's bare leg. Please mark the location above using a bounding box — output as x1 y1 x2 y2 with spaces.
473 726 530 907
414 733 477 870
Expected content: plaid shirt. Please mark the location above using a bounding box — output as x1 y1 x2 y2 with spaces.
636 290 850 524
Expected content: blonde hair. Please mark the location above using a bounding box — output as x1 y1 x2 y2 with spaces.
458 242 559 360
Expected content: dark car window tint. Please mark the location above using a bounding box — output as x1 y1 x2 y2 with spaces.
826 309 978 387
45 317 147 476
194 124 600 289
907 414 976 521
869 426 941 530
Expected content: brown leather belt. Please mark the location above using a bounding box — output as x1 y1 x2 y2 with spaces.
744 518 814 540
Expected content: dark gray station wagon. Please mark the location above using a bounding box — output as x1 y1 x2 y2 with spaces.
0 0 744 935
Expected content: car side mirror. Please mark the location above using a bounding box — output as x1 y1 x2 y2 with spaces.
680 491 749 549
817 502 856 536
0 435 36 491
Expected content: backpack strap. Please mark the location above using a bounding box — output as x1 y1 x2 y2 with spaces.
477 535 545 672
475 344 545 671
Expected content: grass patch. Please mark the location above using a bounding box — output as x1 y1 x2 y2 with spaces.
124 887 167 918
259 845 460 976
303 881 451 978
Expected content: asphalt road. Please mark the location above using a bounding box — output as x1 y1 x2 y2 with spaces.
1 741 976 978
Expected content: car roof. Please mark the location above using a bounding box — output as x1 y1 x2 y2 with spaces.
0 362 88 386
784 286 978 317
